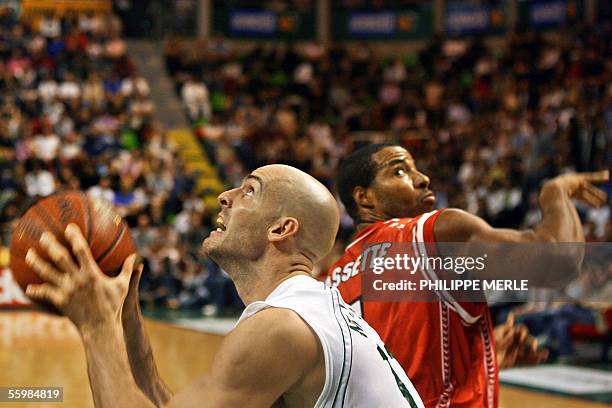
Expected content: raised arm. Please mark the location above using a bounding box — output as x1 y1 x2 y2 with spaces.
434 171 609 285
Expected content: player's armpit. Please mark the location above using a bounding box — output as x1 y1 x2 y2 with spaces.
165 307 324 408
434 209 581 286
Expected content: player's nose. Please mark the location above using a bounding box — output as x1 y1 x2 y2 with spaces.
218 189 236 208
414 170 430 189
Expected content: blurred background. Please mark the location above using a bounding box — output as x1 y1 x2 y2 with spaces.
0 0 609 404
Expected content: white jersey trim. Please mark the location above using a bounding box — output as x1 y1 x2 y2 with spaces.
346 218 403 251
414 210 482 325
330 289 353 407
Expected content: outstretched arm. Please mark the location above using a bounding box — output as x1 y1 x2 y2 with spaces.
434 171 609 285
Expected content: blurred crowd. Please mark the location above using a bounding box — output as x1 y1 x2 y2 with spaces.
0 9 239 315
166 21 611 349
167 25 611 245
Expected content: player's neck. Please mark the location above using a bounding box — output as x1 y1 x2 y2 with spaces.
355 213 388 232
230 254 313 305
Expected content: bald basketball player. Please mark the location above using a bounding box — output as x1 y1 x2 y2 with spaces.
25 164 425 408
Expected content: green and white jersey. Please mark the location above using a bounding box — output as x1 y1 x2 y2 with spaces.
237 275 425 408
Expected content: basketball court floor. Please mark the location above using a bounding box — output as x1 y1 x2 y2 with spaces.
1 311 610 408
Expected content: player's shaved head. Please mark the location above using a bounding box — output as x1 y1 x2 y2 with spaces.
204 164 340 276
253 164 340 263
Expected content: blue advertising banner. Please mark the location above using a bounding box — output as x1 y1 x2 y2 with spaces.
446 3 506 35
348 12 396 36
213 2 316 40
529 0 567 27
332 5 433 40
229 10 276 35
518 0 584 30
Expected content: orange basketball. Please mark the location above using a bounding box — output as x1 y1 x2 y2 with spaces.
9 191 136 294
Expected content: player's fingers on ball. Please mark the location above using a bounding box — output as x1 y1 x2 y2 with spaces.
129 257 144 289
65 223 96 271
118 254 137 284
40 232 78 275
26 284 65 307
25 248 64 287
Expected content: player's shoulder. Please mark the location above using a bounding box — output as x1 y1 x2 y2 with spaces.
432 208 489 242
376 210 443 234
245 308 320 353
204 308 323 406
235 307 315 340
219 308 322 375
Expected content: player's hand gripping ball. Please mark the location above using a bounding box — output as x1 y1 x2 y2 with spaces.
10 191 136 309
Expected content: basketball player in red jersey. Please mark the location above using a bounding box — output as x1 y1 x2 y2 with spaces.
327 144 609 407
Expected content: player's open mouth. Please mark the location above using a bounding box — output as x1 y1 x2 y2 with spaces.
216 216 227 233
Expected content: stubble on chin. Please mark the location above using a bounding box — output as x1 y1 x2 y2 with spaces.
202 238 222 262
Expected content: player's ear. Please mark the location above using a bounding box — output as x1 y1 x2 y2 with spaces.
268 217 300 242
354 186 375 210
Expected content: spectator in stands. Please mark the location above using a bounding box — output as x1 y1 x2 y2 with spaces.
87 175 115 203
181 75 211 122
24 159 56 197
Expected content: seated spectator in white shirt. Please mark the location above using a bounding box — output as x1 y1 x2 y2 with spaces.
59 131 83 162
181 76 211 121
32 126 60 162
37 72 58 103
25 161 56 197
58 72 81 101
87 176 115 204
121 72 150 97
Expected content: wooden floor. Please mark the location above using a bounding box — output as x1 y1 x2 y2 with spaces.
0 311 606 408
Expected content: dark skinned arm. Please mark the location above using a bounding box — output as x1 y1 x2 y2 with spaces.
434 171 609 286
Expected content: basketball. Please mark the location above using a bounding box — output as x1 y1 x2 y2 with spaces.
9 191 136 294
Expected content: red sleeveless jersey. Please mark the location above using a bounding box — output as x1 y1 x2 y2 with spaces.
326 210 498 408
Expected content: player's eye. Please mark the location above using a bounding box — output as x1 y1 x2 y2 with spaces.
244 186 255 197
394 168 406 176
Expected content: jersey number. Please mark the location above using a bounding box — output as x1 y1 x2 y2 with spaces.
343 303 419 408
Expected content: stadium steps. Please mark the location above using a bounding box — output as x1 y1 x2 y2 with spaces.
127 40 226 209
126 39 187 128
167 128 226 209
